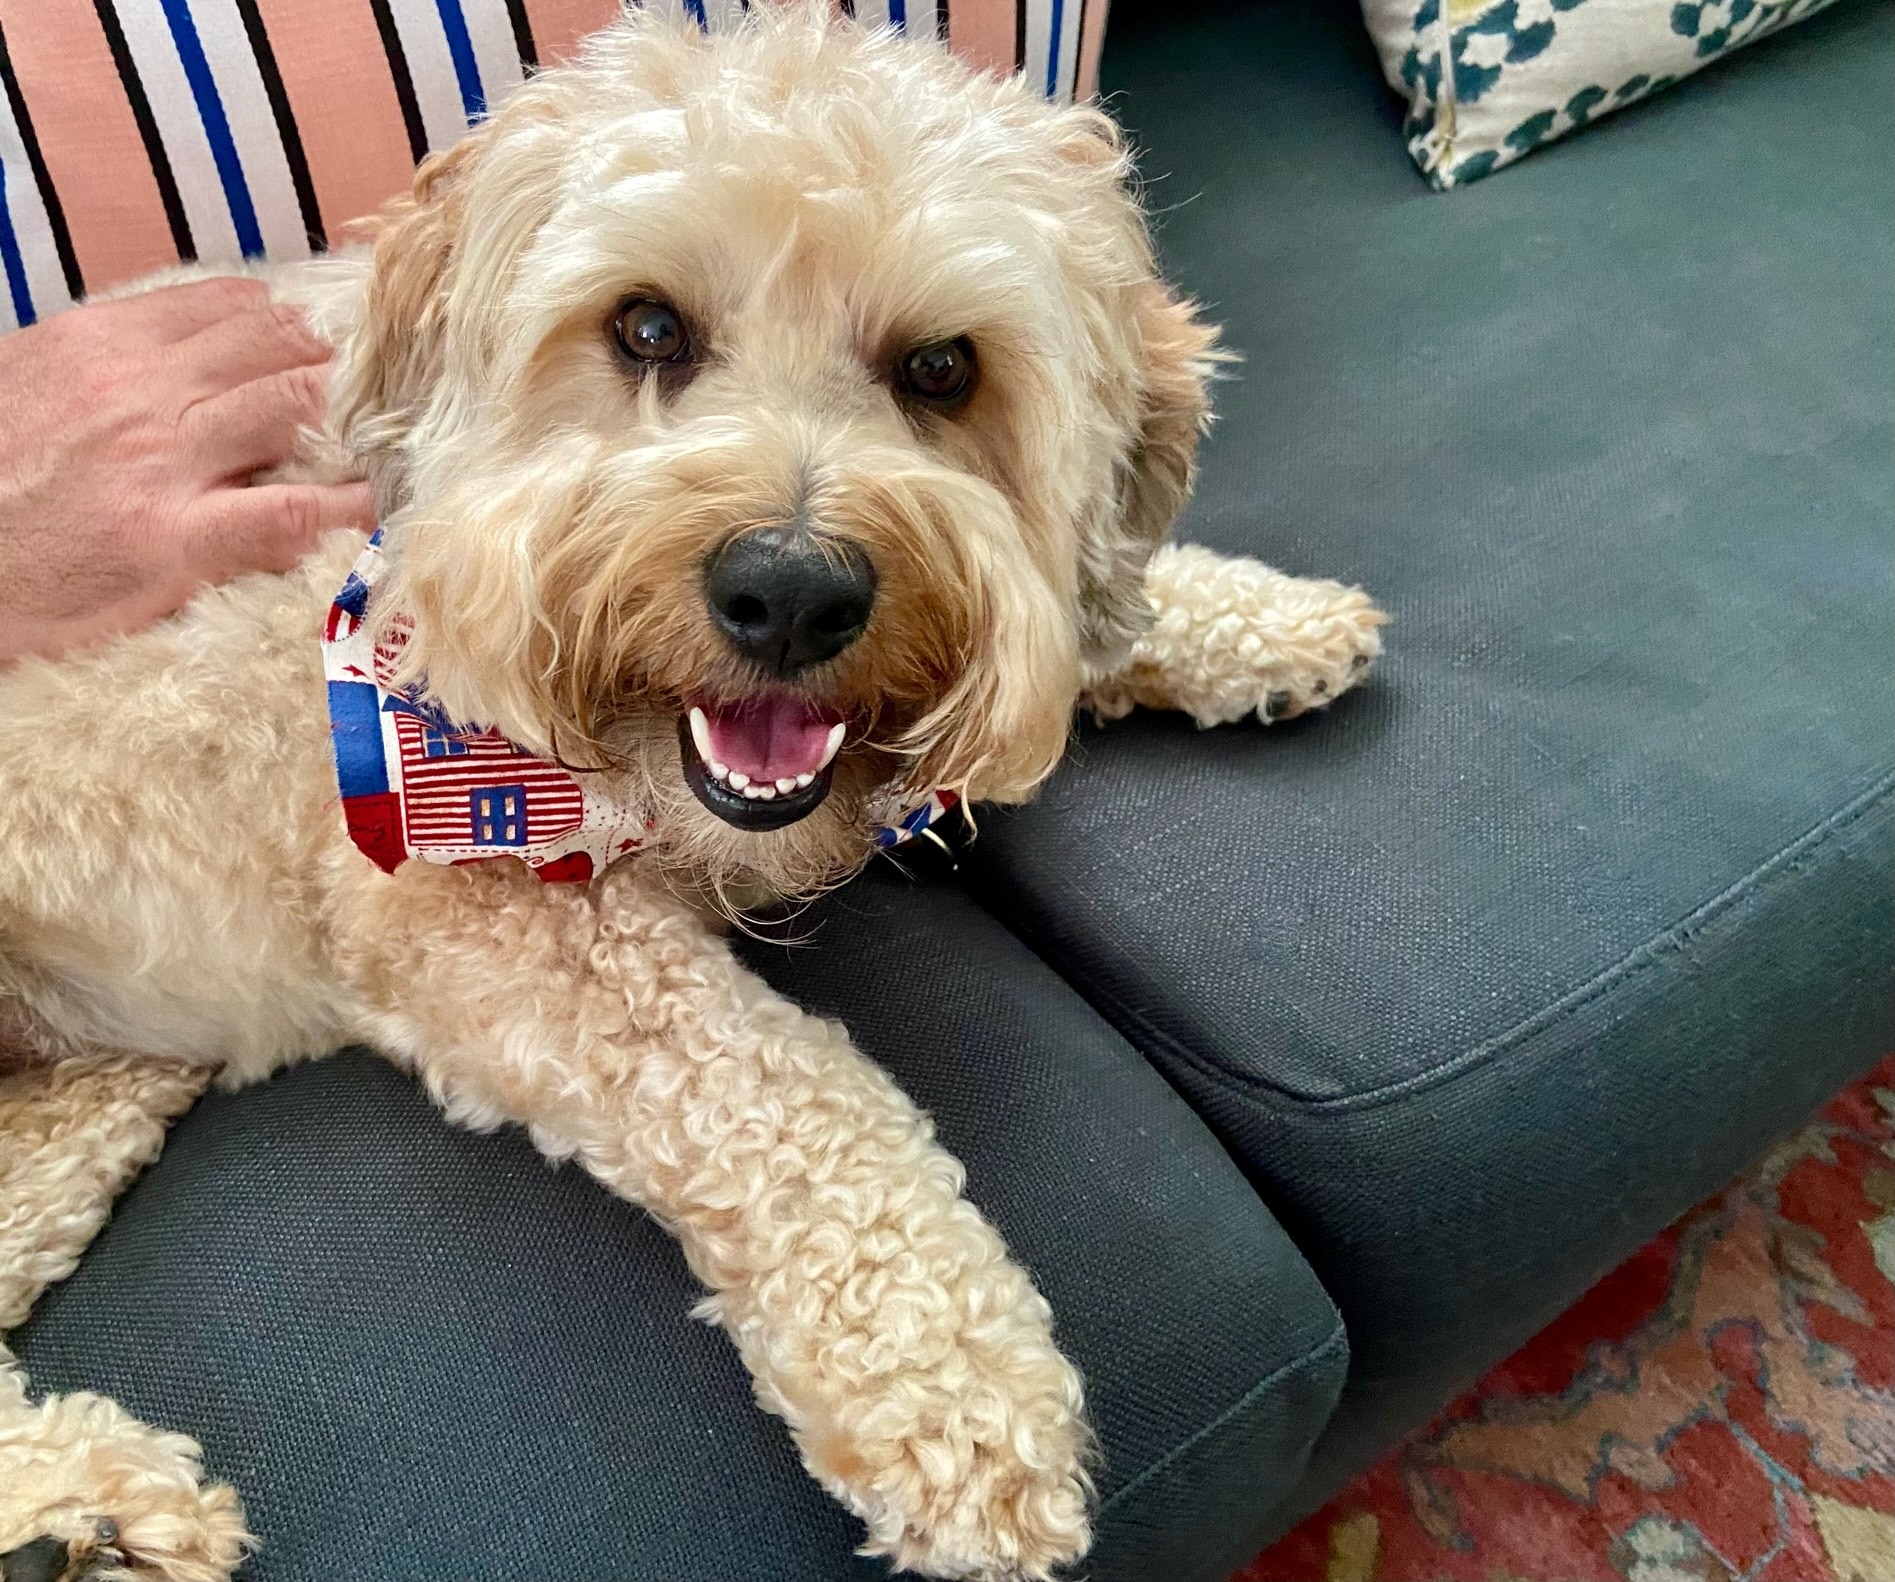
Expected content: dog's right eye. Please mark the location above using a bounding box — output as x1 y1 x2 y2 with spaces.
613 298 692 365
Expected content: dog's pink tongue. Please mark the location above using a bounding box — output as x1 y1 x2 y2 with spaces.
704 697 839 780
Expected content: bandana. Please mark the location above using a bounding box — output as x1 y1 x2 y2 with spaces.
322 533 957 884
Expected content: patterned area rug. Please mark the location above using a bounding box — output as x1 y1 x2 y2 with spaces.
1241 1057 1895 1582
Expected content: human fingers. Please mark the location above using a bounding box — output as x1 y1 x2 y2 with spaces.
191 480 376 579
185 363 330 481
176 300 329 402
88 276 271 345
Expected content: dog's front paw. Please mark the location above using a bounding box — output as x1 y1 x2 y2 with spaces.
1235 575 1386 726
1090 543 1388 729
0 1369 249 1582
798 1325 1092 1580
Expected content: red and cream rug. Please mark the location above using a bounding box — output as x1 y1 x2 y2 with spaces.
1241 1057 1895 1582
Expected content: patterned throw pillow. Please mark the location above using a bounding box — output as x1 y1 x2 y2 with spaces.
0 0 1110 330
1359 0 1841 190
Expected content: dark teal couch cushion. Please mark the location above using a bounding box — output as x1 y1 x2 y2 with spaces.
969 0 1894 1515
14 872 1346 1582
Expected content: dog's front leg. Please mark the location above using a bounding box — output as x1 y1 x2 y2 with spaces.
1086 543 1387 727
338 860 1090 1582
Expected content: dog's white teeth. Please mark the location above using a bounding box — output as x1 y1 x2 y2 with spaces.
700 722 834 798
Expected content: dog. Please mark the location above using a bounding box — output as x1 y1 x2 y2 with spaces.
0 7 1384 1579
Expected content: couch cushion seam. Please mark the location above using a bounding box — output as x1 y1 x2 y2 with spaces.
1097 1323 1348 1517
1287 768 1895 1110
989 769 1893 1114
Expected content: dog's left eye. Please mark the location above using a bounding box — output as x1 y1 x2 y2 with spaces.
898 338 977 405
613 298 692 365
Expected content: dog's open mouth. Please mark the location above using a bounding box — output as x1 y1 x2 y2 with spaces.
680 696 846 831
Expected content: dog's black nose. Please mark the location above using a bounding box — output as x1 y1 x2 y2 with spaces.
704 525 877 676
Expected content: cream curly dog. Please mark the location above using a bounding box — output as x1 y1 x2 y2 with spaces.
0 7 1382 1579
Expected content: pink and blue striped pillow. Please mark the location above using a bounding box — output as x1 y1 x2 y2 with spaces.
0 1 1111 330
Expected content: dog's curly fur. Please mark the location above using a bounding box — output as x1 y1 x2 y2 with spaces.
0 7 1384 1578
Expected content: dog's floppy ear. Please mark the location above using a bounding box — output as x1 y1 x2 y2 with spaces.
1078 280 1222 670
329 127 492 483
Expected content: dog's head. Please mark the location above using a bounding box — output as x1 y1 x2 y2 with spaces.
331 2 1218 899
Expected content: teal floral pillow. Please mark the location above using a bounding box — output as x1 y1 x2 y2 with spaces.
1359 0 1841 189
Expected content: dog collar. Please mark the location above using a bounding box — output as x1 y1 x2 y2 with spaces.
321 533 957 883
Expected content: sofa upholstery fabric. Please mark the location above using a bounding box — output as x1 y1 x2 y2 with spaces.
13 873 1346 1582
971 0 1895 1512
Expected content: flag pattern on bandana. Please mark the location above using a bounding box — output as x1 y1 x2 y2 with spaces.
322 533 957 883
871 788 961 849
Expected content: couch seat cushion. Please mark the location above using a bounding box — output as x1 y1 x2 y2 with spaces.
969 0 1894 1509
13 871 1344 1582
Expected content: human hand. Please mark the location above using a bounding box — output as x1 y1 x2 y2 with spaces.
0 278 374 664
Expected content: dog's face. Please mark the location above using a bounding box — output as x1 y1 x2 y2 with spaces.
332 5 1216 900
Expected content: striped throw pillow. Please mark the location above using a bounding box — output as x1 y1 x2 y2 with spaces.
0 1 1111 329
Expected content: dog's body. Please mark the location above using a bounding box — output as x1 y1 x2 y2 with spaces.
0 9 1382 1579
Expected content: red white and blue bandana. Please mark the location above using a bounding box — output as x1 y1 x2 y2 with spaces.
322 534 956 883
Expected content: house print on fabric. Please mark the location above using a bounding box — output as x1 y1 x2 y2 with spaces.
321 532 654 884
321 533 962 884
386 708 586 853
